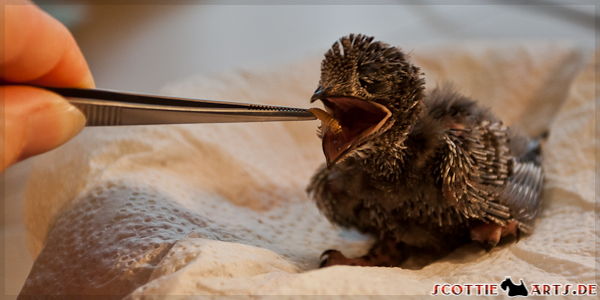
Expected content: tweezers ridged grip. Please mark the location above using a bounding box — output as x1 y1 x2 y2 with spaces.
247 104 309 113
73 103 122 126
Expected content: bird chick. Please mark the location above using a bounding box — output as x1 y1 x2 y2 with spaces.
307 34 544 269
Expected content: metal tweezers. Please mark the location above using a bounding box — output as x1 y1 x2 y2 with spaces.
30 86 316 126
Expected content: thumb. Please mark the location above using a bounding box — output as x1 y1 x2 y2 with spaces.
2 86 86 170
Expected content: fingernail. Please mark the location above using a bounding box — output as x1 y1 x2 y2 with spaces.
24 98 86 156
80 71 96 89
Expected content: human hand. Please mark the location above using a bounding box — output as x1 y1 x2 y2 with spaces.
1 0 94 172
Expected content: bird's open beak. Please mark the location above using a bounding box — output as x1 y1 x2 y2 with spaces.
310 90 392 168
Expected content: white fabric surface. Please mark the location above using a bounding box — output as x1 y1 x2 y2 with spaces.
21 41 596 297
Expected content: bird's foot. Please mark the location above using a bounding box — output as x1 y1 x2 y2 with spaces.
320 250 359 268
319 249 395 268
471 220 521 251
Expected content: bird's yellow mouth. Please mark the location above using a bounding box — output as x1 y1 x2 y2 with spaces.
310 97 391 168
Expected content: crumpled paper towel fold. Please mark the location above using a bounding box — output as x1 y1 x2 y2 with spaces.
20 41 596 297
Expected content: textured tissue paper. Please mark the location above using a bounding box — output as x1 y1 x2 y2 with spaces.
20 41 596 298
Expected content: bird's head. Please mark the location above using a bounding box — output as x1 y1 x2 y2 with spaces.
310 34 425 168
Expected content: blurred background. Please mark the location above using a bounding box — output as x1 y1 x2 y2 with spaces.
2 0 596 297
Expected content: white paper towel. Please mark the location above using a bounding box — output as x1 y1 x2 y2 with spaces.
20 41 596 297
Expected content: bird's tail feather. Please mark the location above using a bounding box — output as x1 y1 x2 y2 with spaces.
519 131 549 164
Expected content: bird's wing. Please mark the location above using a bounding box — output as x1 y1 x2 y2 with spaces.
438 121 515 226
497 160 543 232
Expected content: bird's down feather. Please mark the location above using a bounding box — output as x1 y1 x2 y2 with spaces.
307 34 544 268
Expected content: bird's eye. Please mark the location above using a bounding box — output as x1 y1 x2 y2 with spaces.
359 78 369 89
359 77 380 94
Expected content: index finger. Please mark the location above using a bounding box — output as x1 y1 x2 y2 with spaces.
1 0 94 88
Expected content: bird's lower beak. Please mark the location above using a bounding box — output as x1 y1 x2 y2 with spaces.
322 127 350 168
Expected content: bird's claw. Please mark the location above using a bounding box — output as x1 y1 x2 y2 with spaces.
319 249 344 268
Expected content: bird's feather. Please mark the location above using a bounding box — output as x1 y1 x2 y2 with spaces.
307 34 544 268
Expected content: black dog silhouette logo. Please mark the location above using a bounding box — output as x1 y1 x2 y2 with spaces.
500 277 529 297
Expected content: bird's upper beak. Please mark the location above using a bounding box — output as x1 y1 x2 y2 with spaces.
310 86 328 103
310 87 392 168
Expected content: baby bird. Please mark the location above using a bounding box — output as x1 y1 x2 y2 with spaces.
307 34 544 269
